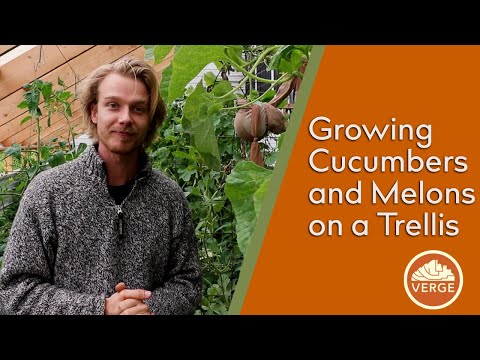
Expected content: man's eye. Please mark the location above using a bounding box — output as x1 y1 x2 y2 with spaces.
107 103 118 109
134 106 145 113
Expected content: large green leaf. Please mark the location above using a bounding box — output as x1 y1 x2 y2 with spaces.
225 161 273 254
223 45 245 68
4 144 21 160
168 45 227 103
153 45 174 64
144 45 154 60
159 63 173 102
47 150 65 167
253 177 271 218
203 71 216 87
182 83 221 170
268 45 310 73
144 45 173 63
212 80 235 101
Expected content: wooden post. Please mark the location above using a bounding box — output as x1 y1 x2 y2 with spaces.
4 154 13 172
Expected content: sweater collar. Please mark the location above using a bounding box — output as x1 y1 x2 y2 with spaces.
81 144 153 182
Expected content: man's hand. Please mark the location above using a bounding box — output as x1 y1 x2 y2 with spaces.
105 282 154 315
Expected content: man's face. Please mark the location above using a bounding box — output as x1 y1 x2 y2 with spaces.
91 73 150 156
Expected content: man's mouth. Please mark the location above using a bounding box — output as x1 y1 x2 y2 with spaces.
114 131 135 137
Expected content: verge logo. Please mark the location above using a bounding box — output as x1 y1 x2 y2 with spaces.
404 250 463 310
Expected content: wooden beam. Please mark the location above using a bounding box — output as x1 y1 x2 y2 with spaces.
68 45 140 80
57 45 95 61
0 45 67 99
3 155 13 172
0 45 35 67
127 47 147 62
0 45 17 56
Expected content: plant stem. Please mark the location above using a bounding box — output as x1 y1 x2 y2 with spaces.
62 112 76 151
227 45 281 83
34 116 41 178
0 193 23 197
221 73 292 110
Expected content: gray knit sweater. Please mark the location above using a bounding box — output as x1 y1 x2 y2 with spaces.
0 145 202 315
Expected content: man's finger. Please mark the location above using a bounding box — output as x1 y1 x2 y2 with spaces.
120 288 152 300
120 303 151 315
118 299 144 313
115 282 126 293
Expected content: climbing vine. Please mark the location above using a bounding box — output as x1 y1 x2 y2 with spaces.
145 45 311 313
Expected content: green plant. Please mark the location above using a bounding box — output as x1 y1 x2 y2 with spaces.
0 78 84 266
148 97 242 314
145 45 312 314
145 45 310 247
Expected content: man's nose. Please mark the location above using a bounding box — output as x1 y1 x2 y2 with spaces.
118 106 132 124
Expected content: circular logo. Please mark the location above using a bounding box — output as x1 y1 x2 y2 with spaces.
404 250 463 310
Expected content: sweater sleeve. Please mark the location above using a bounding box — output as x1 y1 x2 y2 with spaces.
0 180 105 315
146 196 202 315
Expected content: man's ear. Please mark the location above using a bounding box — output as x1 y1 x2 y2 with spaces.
91 104 98 124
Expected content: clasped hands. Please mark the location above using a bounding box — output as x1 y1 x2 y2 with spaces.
105 282 154 315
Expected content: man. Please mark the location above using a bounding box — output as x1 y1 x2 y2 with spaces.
0 56 202 315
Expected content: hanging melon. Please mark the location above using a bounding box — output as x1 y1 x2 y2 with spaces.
234 99 287 142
